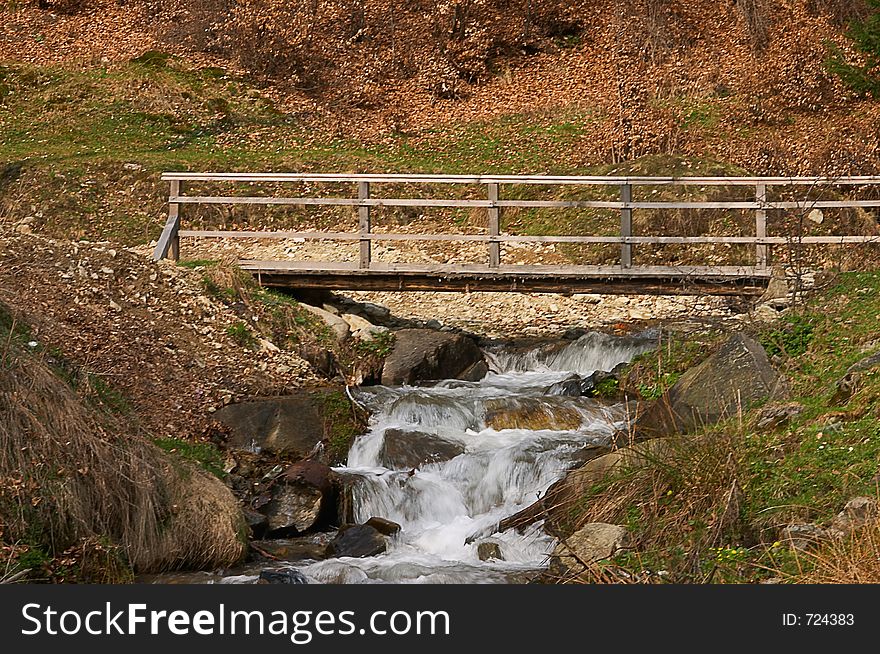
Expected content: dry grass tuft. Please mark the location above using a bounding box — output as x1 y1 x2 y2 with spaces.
567 432 745 582
0 336 245 574
789 521 880 583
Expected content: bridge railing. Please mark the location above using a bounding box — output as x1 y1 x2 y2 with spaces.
152 173 880 277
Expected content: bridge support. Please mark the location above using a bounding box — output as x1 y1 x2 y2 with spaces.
152 179 181 262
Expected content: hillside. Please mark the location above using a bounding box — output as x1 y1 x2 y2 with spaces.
4 0 880 586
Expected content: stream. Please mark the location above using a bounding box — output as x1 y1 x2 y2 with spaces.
297 330 656 584
143 330 656 584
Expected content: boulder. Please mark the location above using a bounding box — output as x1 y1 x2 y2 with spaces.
755 402 805 430
327 524 387 558
758 269 790 308
499 439 674 535
298 344 336 378
780 523 828 551
484 397 583 431
629 333 779 440
830 497 878 536
342 313 388 341
300 303 350 343
546 374 595 397
832 351 880 404
379 428 465 469
548 523 632 576
381 329 486 386
261 483 323 535
243 507 269 539
477 540 504 561
214 390 358 460
258 569 309 584
284 459 334 496
365 516 402 536
545 370 621 398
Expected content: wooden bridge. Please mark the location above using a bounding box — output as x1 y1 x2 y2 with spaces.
152 173 880 295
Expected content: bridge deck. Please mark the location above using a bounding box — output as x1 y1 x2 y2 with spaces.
239 260 771 295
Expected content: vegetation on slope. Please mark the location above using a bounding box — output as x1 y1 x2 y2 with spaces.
0 307 247 582
562 271 880 584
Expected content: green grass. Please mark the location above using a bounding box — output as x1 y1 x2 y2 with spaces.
565 272 880 583
153 437 227 479
225 321 257 348
0 57 758 259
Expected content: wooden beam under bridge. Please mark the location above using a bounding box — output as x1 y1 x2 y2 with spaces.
239 260 771 296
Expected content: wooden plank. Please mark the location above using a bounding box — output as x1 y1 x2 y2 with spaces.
756 183 768 271
172 196 494 208
161 172 880 186
152 179 181 261
176 230 880 245
358 181 371 269
238 259 769 278
169 195 880 210
620 183 633 269
248 273 768 296
487 183 500 268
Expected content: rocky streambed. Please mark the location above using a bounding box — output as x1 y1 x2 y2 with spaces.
141 325 662 584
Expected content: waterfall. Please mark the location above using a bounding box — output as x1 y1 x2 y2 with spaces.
297 330 654 584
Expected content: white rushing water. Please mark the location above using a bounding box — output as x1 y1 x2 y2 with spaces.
296 331 656 584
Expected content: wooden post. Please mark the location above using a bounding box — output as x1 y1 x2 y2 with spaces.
358 181 371 269
153 179 181 261
755 183 768 271
620 183 633 269
169 179 181 261
487 183 500 268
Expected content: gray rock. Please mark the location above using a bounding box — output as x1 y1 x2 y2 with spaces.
780 523 828 551
342 313 388 341
832 351 880 404
381 329 486 386
758 270 790 307
755 402 805 430
328 524 387 558
243 507 268 538
214 390 356 460
258 569 309 584
499 439 674 534
549 523 632 576
300 303 350 343
360 302 391 321
832 372 861 405
364 516 402 536
477 541 504 561
629 333 779 440
263 483 323 535
830 497 877 535
546 374 595 397
379 428 465 469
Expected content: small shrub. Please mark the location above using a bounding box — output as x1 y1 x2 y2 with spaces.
760 313 815 358
225 321 256 348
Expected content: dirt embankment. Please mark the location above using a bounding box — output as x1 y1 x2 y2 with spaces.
0 233 315 439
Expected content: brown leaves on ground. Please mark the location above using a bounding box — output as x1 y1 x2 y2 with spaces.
1 1 878 175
